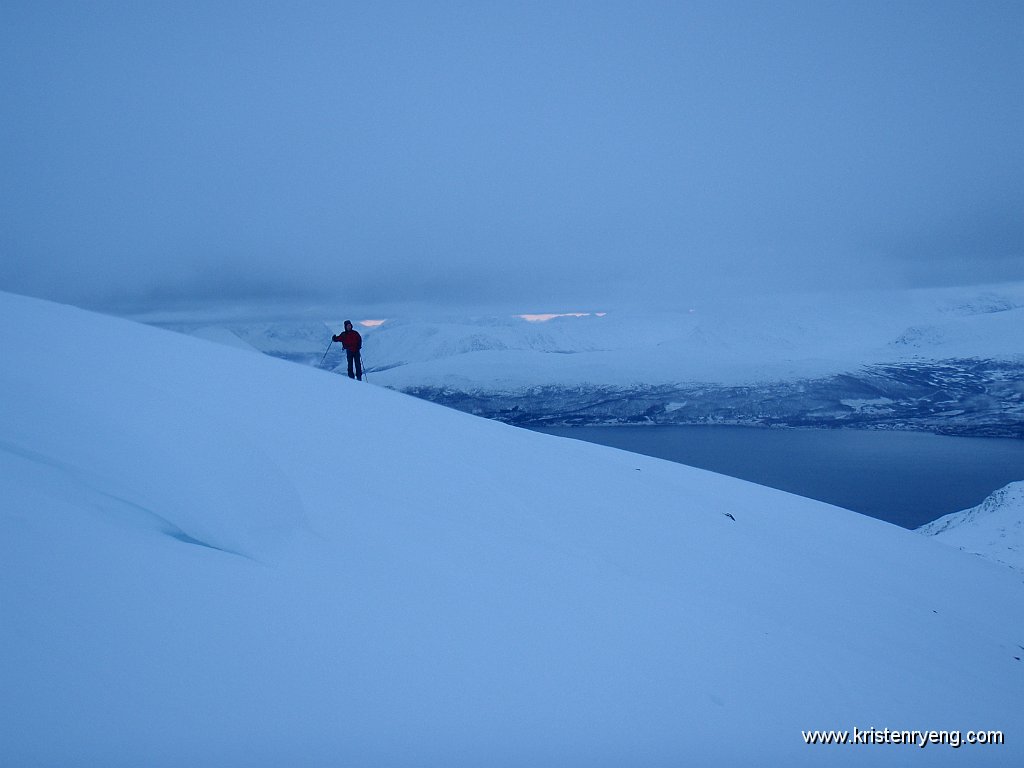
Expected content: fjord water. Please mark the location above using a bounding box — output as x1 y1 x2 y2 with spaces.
533 425 1024 529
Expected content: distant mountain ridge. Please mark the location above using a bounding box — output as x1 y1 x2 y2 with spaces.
919 482 1024 570
148 283 1024 436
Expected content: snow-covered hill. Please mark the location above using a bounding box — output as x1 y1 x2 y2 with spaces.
3 290 1023 765
919 482 1024 571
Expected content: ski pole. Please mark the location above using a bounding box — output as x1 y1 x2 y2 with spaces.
318 340 333 368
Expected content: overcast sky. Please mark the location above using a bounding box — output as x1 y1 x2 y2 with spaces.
2 1 1022 313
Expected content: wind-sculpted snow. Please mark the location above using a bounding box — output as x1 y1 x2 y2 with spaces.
1 293 306 561
3 290 1023 766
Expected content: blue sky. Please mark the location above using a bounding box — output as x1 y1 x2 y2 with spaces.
2 1 1022 312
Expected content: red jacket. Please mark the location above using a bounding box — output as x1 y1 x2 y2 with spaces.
333 329 362 351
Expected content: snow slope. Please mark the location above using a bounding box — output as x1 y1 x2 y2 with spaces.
2 290 1023 766
919 482 1024 571
188 325 262 353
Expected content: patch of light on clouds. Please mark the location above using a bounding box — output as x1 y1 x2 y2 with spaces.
358 319 388 328
517 312 607 322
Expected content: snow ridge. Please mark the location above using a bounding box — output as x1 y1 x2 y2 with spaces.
919 482 1024 570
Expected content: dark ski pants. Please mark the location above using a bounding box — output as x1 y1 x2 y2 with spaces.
346 349 363 380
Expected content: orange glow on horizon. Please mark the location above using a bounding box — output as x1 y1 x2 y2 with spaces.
516 312 607 322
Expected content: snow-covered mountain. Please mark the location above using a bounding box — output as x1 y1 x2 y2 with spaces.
919 482 1024 571
358 284 1024 386
148 283 1024 436
3 289 1023 765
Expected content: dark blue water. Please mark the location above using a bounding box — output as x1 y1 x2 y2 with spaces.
532 426 1024 529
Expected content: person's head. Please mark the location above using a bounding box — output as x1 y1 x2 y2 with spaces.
344 320 353 330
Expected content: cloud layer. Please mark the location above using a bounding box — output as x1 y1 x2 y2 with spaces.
2 1 1021 312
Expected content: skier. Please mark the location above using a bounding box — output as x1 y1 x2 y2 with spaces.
333 320 363 381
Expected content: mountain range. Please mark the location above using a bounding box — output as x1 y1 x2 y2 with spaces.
150 283 1024 437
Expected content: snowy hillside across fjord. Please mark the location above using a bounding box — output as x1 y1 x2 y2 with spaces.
919 482 1024 571
361 283 1024 388
148 282 1024 436
3 289 1024 766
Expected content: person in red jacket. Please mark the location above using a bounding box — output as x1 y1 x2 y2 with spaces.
333 320 363 380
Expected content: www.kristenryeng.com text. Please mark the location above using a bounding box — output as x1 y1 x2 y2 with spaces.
802 727 1004 749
